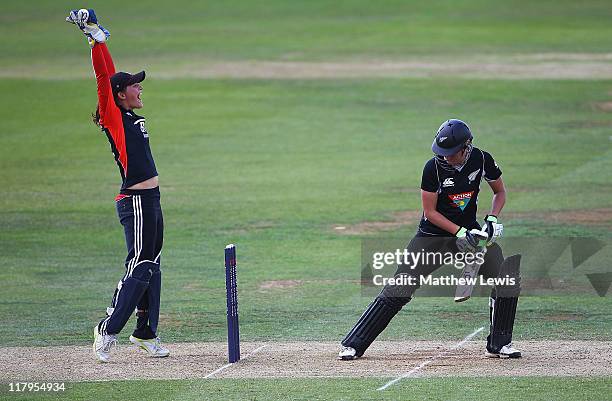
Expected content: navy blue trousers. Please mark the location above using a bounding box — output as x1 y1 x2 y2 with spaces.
99 187 163 337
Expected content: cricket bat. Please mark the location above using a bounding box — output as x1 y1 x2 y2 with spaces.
454 247 487 302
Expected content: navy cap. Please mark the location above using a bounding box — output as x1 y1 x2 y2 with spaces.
110 71 145 95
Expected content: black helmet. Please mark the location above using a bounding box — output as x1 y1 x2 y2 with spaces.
431 119 473 156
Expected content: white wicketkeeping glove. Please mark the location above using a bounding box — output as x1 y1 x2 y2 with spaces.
66 9 110 46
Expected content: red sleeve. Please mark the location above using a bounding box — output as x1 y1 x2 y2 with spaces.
91 43 120 125
91 43 127 174
99 42 116 76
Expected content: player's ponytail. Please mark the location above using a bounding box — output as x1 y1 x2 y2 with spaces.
92 104 101 128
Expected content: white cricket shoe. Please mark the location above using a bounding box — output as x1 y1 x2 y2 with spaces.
93 326 117 363
485 343 522 358
129 335 170 357
338 346 359 360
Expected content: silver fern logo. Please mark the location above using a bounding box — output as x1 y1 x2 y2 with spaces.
468 169 480 183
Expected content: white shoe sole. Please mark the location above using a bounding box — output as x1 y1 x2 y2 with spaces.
485 351 521 359
129 335 170 358
338 351 360 361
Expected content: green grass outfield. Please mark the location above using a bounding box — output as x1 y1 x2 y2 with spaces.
2 77 611 346
2 0 612 72
1 78 610 347
1 0 611 399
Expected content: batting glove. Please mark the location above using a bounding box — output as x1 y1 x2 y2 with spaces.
456 227 488 253
483 215 503 246
66 9 110 46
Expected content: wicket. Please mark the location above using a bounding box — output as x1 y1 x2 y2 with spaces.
224 244 240 363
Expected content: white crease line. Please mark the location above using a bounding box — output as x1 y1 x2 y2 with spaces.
204 345 268 379
377 326 484 391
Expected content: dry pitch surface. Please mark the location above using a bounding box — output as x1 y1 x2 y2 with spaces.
3 340 611 384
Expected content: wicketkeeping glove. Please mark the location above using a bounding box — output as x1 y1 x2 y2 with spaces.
66 9 110 46
455 227 488 253
483 214 503 246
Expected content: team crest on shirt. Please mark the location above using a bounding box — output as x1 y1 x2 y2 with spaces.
467 169 480 184
139 121 148 138
449 191 474 211
134 119 149 138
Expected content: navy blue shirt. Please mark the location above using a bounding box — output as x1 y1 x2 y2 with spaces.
101 107 158 191
91 43 158 192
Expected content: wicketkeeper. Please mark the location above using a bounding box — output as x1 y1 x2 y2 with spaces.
66 9 170 362
339 119 522 360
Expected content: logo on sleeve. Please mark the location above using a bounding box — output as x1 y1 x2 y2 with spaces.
449 191 474 211
442 178 454 187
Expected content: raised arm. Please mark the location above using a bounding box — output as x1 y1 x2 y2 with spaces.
67 9 128 174
99 42 116 75
90 42 126 174
91 43 120 127
66 9 119 129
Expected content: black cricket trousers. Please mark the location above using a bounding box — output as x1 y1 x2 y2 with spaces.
342 231 514 357
99 187 163 337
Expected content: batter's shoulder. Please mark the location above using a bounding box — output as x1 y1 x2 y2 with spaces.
421 157 439 192
474 147 502 181
472 147 494 159
423 157 437 171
